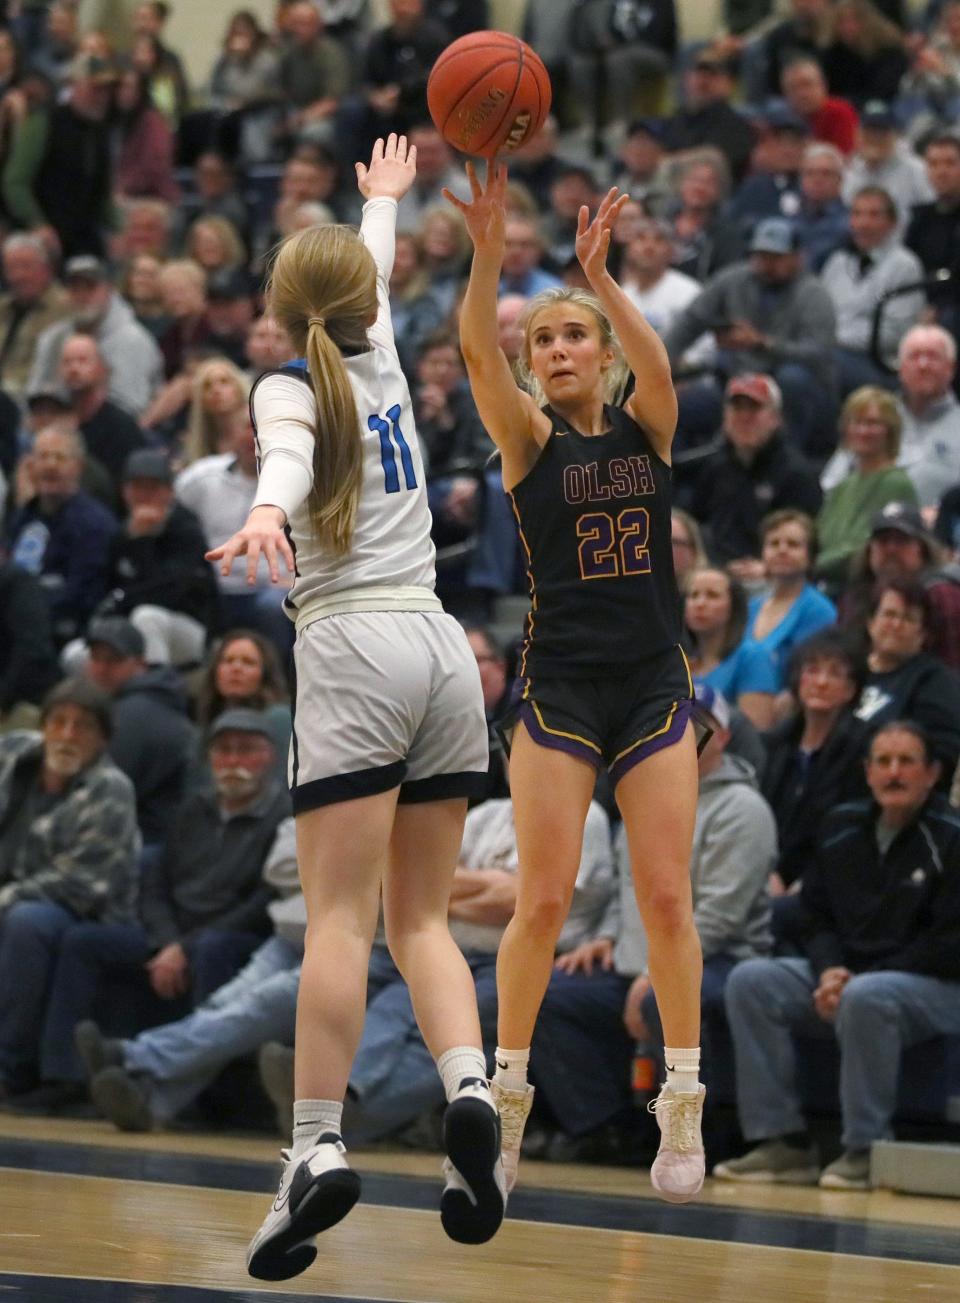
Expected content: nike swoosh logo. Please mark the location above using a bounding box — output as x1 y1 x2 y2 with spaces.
496 1060 508 1070
272 1183 292 1212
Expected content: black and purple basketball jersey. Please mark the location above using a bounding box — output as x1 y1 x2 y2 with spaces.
509 403 680 678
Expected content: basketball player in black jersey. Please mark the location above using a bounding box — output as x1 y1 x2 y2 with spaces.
445 162 704 1204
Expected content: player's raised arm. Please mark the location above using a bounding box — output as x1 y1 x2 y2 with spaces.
576 187 678 459
444 160 543 486
355 133 416 316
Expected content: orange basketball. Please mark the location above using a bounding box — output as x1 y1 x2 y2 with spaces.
427 30 551 160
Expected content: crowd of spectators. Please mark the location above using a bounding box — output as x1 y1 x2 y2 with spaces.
1 0 960 1191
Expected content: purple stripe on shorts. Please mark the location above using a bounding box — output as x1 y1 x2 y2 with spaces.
518 700 602 770
608 697 694 788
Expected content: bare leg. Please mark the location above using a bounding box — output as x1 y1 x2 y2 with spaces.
384 797 481 1057
615 725 701 1049
496 724 597 1049
293 789 398 1102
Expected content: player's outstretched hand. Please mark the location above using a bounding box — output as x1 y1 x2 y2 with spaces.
443 159 507 256
206 505 295 587
575 186 631 285
356 133 417 202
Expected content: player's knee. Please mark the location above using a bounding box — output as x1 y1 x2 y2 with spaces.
638 883 691 936
515 891 570 941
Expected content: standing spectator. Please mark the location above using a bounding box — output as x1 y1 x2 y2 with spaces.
129 2 189 127
112 66 178 205
0 560 59 732
28 254 164 418
58 333 147 494
101 449 220 668
821 0 909 107
815 387 918 593
0 233 70 401
822 186 926 395
83 615 196 855
4 425 118 646
679 374 823 565
661 50 756 184
207 10 281 166
842 101 934 230
793 142 849 272
278 1 351 150
566 0 677 134
716 720 960 1190
781 56 860 155
29 0 79 90
665 220 838 455
0 678 138 1104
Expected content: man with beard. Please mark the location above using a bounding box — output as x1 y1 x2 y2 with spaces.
0 708 291 1114
0 679 138 1106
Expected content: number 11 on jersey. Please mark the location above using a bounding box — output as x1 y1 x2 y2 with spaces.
370 405 418 494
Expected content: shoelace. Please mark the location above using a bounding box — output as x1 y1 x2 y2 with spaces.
647 1093 700 1153
496 1094 530 1148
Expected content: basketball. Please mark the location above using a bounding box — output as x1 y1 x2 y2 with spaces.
427 30 551 160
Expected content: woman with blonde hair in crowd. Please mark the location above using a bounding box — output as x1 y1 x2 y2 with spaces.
822 0 909 107
181 356 250 465
816 386 917 594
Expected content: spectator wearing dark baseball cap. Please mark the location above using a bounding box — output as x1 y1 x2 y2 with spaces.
664 214 839 455
84 615 197 851
611 118 670 216
660 49 756 183
842 102 933 229
205 269 257 369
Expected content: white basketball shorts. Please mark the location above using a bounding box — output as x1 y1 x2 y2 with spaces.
289 609 489 812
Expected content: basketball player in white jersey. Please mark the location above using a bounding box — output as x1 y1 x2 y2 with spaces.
207 135 505 1281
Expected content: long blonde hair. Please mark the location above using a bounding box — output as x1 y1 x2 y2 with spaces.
267 224 377 554
518 287 629 407
183 356 251 465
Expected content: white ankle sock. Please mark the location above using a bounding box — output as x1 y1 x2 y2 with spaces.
436 1045 488 1102
292 1097 343 1158
664 1047 701 1094
493 1046 530 1093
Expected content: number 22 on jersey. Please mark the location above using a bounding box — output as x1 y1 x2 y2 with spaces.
578 508 652 580
370 405 418 494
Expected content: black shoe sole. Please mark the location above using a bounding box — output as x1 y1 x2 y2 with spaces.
247 1168 362 1282
440 1096 504 1246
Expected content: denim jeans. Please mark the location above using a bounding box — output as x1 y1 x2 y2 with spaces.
725 957 960 1151
0 900 76 1091
641 953 739 1098
125 935 302 1122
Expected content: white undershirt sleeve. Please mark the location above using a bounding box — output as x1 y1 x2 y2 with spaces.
358 195 398 349
250 373 317 521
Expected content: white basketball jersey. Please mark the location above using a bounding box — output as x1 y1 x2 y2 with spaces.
251 197 437 626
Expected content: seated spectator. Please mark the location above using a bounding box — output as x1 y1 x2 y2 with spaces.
194 629 291 772
506 116 572 212
9 706 290 1113
761 630 868 945
130 2 189 127
414 332 489 530
185 217 247 282
905 130 960 333
244 313 294 381
793 142 849 272
821 0 908 107
203 270 257 372
462 624 510 805
760 0 834 99
679 374 822 567
853 578 960 774
257 791 615 1147
715 720 960 1190
0 679 138 1105
498 215 563 298
120 254 169 342
530 685 774 1151
112 197 175 265
157 260 213 380
389 232 450 381
743 510 837 692
176 418 292 653
29 1 80 90
83 616 196 856
0 233 71 403
663 151 745 284
897 3 960 128
28 254 164 419
181 357 251 466
621 218 715 372
661 49 756 184
841 101 934 230
74 815 302 1130
671 508 708 594
173 152 251 248
816 387 918 593
99 449 220 667
664 221 838 455
0 561 60 732
823 186 925 396
780 56 859 156
726 106 807 228
611 118 671 216
207 9 281 165
111 66 178 204
566 0 676 133
58 333 147 494
417 204 470 317
277 0 351 150
684 565 779 728
393 125 470 236
5 425 117 646
541 164 598 273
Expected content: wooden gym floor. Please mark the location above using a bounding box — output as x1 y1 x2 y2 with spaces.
0 1115 958 1301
